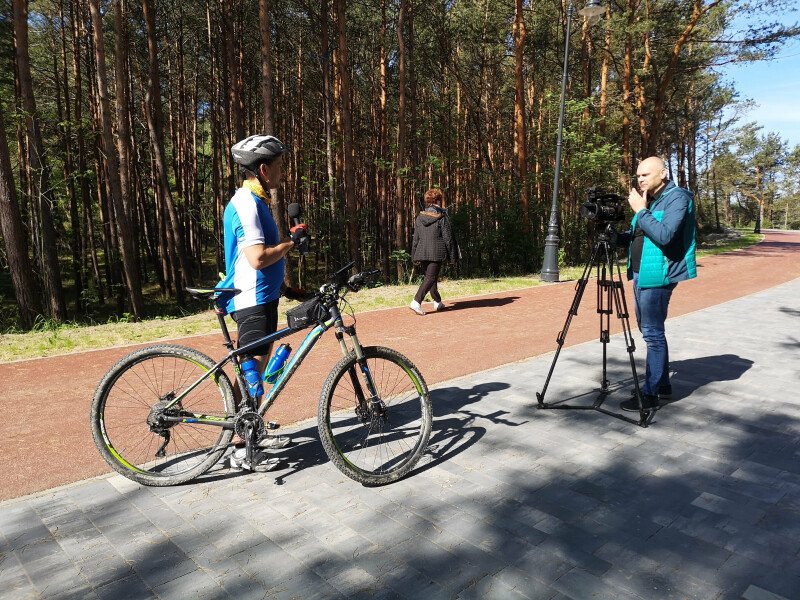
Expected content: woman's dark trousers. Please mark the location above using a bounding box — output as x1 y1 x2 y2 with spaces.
414 261 442 303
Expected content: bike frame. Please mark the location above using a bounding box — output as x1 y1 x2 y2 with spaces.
159 299 371 429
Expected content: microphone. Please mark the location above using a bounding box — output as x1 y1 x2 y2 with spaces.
288 202 302 224
287 203 309 255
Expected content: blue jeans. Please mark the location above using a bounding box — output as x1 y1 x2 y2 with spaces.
632 273 676 396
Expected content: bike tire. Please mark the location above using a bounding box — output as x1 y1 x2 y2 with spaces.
318 346 432 486
90 344 235 486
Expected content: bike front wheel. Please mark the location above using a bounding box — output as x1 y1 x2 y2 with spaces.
90 344 235 486
318 346 432 485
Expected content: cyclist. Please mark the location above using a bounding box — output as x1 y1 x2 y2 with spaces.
218 134 308 471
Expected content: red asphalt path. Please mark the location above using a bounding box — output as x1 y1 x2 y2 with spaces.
2 229 799 501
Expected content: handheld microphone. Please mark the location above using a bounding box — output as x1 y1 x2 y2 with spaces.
288 202 302 225
287 203 309 255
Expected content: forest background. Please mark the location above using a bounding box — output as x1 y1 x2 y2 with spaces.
1 0 800 332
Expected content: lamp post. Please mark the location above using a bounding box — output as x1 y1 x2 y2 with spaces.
754 199 763 233
540 0 606 282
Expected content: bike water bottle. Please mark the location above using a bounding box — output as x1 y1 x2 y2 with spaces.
264 344 291 384
240 357 264 399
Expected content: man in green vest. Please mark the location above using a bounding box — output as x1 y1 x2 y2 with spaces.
619 156 697 412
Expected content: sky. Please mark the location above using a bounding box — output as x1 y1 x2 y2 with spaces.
718 10 800 149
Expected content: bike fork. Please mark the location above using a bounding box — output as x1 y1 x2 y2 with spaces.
335 327 380 415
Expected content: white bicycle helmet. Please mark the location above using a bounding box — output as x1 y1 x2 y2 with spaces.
231 134 288 172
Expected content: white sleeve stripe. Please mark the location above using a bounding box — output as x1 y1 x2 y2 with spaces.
232 190 266 246
239 239 264 250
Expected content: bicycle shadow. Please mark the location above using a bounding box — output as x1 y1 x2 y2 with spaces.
192 424 325 487
779 306 800 318
415 382 515 476
445 296 520 312
197 381 517 486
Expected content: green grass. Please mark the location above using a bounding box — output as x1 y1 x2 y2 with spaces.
0 230 762 363
695 230 763 257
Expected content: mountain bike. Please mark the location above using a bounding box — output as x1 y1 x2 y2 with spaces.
90 262 432 487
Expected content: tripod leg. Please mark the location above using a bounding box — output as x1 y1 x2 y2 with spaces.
537 242 603 407
597 243 613 396
607 247 650 426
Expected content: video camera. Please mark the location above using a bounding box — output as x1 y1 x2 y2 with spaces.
580 187 626 224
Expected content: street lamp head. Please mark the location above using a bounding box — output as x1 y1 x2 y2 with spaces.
579 0 606 25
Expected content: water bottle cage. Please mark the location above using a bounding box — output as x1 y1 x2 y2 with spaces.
264 365 286 384
264 344 292 383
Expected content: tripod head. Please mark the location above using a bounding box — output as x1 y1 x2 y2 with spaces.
594 223 621 245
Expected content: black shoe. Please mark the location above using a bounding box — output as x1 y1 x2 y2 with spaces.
631 386 672 401
620 394 659 412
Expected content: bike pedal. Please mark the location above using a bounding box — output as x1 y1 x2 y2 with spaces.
246 458 281 472
266 421 280 430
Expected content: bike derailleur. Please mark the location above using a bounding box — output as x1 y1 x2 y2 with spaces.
146 395 180 458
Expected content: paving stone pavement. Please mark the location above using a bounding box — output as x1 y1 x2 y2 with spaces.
1 277 799 600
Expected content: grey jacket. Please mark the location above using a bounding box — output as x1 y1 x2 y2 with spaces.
412 205 457 263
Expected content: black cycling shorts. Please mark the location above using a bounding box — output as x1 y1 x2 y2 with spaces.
230 300 279 357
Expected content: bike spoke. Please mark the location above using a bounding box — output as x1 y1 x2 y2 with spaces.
94 347 234 482
322 349 430 483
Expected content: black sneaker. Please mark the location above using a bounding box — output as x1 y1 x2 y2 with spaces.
620 394 659 412
630 386 672 401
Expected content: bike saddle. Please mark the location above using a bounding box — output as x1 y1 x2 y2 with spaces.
186 287 241 301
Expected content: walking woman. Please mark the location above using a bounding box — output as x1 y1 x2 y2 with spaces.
409 188 458 315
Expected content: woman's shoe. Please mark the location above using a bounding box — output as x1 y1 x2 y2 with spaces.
432 301 445 312
409 300 425 315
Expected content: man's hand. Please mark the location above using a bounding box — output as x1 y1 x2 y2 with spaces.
282 284 313 301
289 223 307 243
628 188 647 214
289 224 309 255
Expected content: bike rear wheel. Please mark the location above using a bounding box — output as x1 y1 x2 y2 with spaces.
318 346 432 485
90 344 235 486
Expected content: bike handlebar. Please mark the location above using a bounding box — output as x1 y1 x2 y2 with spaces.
318 263 380 300
346 269 380 292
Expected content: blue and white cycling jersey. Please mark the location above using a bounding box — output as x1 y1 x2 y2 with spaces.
217 186 284 315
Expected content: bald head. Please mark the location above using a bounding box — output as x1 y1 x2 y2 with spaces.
636 156 668 196
639 156 665 171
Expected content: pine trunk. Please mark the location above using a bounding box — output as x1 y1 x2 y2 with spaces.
513 0 528 233
379 0 390 280
89 0 144 318
395 0 408 281
58 0 83 314
334 0 359 267
259 0 292 285
0 102 42 328
142 0 193 303
12 0 66 321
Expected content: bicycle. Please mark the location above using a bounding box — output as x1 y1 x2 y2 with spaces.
90 262 432 487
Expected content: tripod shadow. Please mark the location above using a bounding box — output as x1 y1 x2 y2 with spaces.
445 296 520 311
664 354 754 405
779 306 800 318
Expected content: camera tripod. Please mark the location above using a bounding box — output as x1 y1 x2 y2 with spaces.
535 226 654 427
